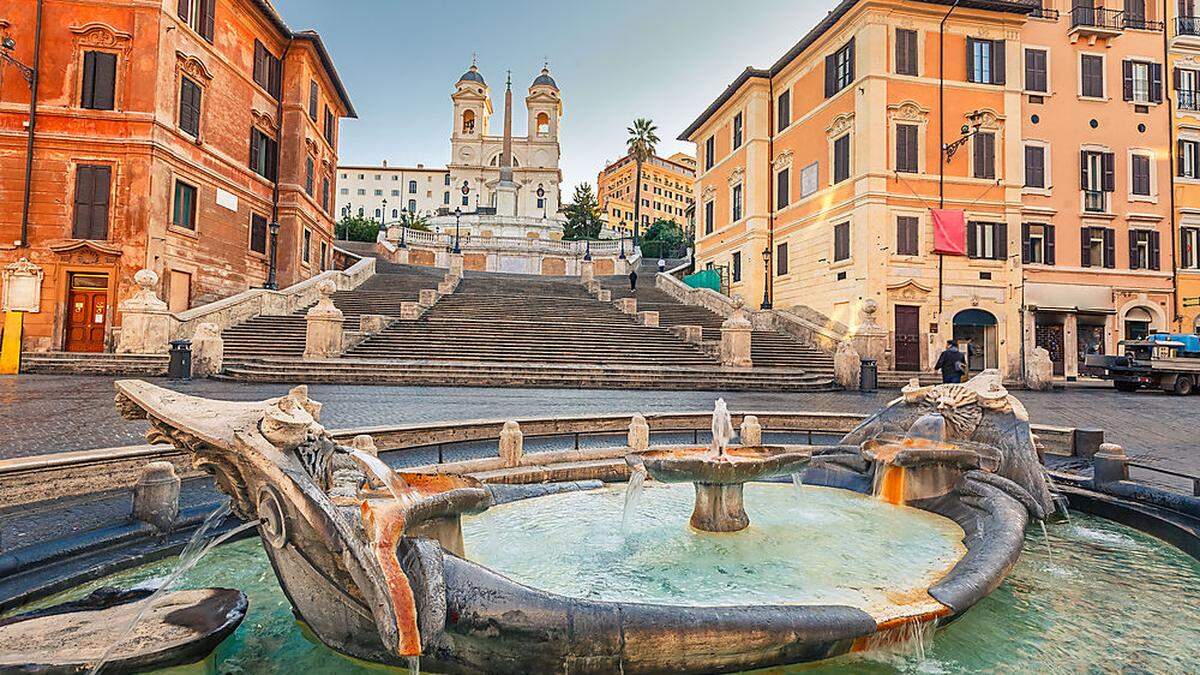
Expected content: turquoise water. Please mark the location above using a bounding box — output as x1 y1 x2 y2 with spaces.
14 485 1200 673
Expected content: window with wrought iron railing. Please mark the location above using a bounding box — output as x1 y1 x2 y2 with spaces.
1179 16 1200 36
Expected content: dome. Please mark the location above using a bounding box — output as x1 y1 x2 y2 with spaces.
532 67 557 89
459 65 485 85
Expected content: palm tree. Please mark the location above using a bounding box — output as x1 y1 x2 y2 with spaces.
626 118 659 243
397 210 431 232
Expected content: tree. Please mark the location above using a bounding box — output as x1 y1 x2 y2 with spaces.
626 117 660 243
562 182 603 240
640 218 690 259
335 215 380 242
397 210 431 232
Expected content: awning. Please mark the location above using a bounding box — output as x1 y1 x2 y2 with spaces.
1025 282 1114 314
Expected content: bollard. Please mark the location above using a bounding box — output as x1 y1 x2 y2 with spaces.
628 414 649 452
132 461 181 531
1073 428 1104 459
740 415 762 446
499 421 524 467
1092 443 1129 486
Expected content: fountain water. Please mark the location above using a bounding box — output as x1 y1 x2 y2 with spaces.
622 465 648 533
710 398 735 455
348 448 412 505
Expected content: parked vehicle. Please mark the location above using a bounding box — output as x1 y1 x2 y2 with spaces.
1084 333 1200 395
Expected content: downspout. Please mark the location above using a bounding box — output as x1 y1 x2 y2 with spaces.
268 38 293 284
766 77 775 309
938 0 961 316
18 0 44 248
1165 0 1180 328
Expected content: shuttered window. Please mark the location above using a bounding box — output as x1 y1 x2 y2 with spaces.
732 251 742 282
172 180 198 230
704 200 714 235
732 112 743 150
833 134 851 184
1179 139 1200 178
833 222 851 262
81 51 117 110
303 229 312 264
776 168 789 209
72 165 112 240
1081 55 1104 98
309 80 319 120
896 124 918 173
1024 48 1048 93
1129 229 1161 270
1123 60 1163 103
825 39 856 98
1182 227 1200 269
1080 151 1116 191
896 216 919 256
966 221 1007 260
305 157 315 196
777 91 791 131
178 76 202 137
731 183 743 222
1025 145 1046 188
249 128 279 181
1080 227 1116 268
776 242 789 277
1131 154 1152 196
178 0 215 42
249 213 268 254
1021 223 1055 265
973 132 996 179
321 178 330 212
895 29 918 76
252 40 282 99
705 136 715 170
966 38 1005 85
324 106 336 145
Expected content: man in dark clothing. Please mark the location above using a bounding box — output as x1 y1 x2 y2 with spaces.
933 340 966 384
629 269 638 292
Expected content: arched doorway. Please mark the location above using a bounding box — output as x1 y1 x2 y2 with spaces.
952 308 998 374
1123 306 1155 341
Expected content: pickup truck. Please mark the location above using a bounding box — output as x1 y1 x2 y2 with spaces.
1084 334 1200 395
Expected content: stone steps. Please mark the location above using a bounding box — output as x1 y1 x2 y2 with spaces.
20 352 169 376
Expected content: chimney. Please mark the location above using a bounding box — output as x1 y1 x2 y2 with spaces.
382 159 388 168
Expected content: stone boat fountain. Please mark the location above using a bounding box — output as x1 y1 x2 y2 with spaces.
109 371 1056 673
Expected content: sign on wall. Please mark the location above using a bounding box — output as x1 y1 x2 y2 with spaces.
2 258 44 312
800 162 819 199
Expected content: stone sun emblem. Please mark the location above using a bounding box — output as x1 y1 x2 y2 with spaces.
924 385 983 439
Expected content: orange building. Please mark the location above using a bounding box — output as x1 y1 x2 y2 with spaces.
597 151 696 237
0 0 353 352
682 0 1030 378
1169 0 1200 333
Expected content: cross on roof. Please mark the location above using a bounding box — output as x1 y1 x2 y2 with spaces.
471 51 478 67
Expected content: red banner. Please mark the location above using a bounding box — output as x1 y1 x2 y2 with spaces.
932 209 966 256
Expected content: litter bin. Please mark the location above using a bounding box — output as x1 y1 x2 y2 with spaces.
859 358 877 392
168 339 192 380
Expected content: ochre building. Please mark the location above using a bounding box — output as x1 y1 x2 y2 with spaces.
0 0 353 352
597 152 696 237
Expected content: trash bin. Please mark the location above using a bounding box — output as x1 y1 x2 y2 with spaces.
168 339 192 380
859 358 877 392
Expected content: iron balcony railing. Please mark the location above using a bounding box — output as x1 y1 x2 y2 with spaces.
1029 6 1060 21
1070 5 1125 31
1178 16 1200 36
1123 15 1164 31
1083 189 1108 213
1179 90 1200 111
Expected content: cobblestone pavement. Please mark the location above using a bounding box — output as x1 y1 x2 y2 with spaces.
1 375 1196 480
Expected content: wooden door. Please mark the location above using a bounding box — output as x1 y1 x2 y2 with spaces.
65 274 109 352
894 305 921 371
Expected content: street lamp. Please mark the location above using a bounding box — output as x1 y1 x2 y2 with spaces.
619 225 627 260
265 220 281 290
537 185 546 220
760 246 772 310
583 239 592 261
379 198 388 233
453 207 463 254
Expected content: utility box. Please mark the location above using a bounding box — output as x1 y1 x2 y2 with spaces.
859 359 878 392
168 339 192 380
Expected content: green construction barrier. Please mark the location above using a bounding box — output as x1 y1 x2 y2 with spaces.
683 269 721 292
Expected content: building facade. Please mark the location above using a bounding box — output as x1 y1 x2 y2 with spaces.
597 151 696 236
335 163 451 221
0 0 352 352
1171 0 1200 332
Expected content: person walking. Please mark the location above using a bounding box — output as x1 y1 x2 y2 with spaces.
933 340 967 384
657 258 666 273
629 268 638 292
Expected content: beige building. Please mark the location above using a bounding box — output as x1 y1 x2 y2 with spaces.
598 152 696 236
335 163 451 222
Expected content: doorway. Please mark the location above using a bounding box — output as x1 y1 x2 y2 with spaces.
1034 318 1065 376
1123 306 1154 341
894 305 921 371
65 273 109 352
952 308 998 374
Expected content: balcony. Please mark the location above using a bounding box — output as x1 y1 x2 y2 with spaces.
1180 91 1200 112
1069 5 1124 42
1083 189 1108 214
1029 6 1060 21
1123 15 1164 31
1178 16 1200 38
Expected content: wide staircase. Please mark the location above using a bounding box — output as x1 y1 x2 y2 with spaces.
220 261 445 360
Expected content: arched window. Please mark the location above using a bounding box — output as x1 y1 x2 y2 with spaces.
408 180 417 194
535 112 550 136
392 208 398 218
408 199 417 212
357 207 364 217
374 208 381 218
461 109 476 134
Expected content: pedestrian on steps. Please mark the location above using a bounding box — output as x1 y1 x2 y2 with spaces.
629 268 638 292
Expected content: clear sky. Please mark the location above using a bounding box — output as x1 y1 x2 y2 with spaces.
276 0 835 191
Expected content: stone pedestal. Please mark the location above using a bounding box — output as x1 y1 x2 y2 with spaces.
359 314 390 335
400 302 422 320
616 297 637 315
304 280 344 359
691 483 749 532
393 247 411 265
132 461 180 531
1025 346 1054 391
499 421 523 467
637 310 659 327
191 322 224 379
419 289 439 307
628 414 649 452
740 415 761 446
720 296 753 368
448 252 464 278
833 341 861 389
584 280 600 296
671 324 704 344
597 289 611 302
849 299 888 368
580 260 594 283
117 269 171 354
1093 443 1129 486
438 281 456 295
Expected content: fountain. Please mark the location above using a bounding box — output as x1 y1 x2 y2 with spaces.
625 398 812 532
76 371 1072 673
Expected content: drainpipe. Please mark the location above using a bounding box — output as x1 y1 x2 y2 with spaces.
765 77 775 310
938 0 961 317
266 38 293 290
1165 0 1181 329
18 0 44 248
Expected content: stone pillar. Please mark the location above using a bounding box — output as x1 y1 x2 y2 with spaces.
419 289 439 307
132 461 180 531
1063 312 1080 380
1025 346 1054 391
304 280 344 359
597 289 611 302
671 324 704 344
448 252 464 278
740 415 762 446
191 322 224 379
616 297 637 315
834 341 861 389
1073 428 1105 459
637 310 659 327
400 301 423 319
359 314 390 335
849 299 889 369
580 260 594 283
117 269 171 354
584 280 601 296
1092 443 1129 486
499 420 523 467
394 247 411 265
720 295 753 368
628 414 649 451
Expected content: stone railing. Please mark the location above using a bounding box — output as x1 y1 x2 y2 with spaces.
381 226 637 277
386 225 631 257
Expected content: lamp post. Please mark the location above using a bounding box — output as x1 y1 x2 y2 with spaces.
453 207 462 254
379 198 388 234
619 225 627 260
760 246 772 310
265 220 281 290
583 239 592 261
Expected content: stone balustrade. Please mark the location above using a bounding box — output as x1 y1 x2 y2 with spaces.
304 281 344 359
720 296 753 368
637 310 659 328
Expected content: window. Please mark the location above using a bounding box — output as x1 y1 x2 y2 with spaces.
1081 54 1104 98
800 162 819 198
704 200 715 235
896 124 918 173
444 174 452 185
408 180 417 194
340 187 348 195
1129 229 1161 270
1123 61 1162 103
896 29 918 76
1179 67 1200 110
1025 48 1048 93
731 251 742 282
72 165 111 240
1125 0 1148 27
392 209 398 218
776 168 790 209
896 215 919 256
324 106 336 145
825 39 855 98
777 91 791 131
1182 227 1200 269
408 199 417 212
302 229 312 264
304 157 315 196
390 189 399 197
320 241 328 271
967 38 1005 85
249 213 268 254
967 221 1006 260
731 183 743 221
81 51 116 110
833 222 851 262
1080 226 1115 268
443 191 450 205
1180 139 1200 178
973 132 996 179
373 189 382 197
172 180 198 231
252 41 282 99
704 136 715 171
308 80 319 120
833 134 851 183
1131 154 1152 196
249 128 278 181
356 189 365 196
177 0 215 42
178 76 202 137
321 178 330 212
462 195 469 206
776 242 789 276
1021 223 1055 265
732 112 743 150
1081 150 1115 211
1025 145 1046 188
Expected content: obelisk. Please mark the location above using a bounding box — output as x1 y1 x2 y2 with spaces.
495 70 519 218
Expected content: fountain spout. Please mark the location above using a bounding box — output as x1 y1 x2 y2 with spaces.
710 398 735 456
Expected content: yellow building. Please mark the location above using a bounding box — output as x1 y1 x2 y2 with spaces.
597 152 696 237
1171 1 1200 331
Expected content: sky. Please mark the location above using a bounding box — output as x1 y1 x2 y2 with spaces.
276 0 835 191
